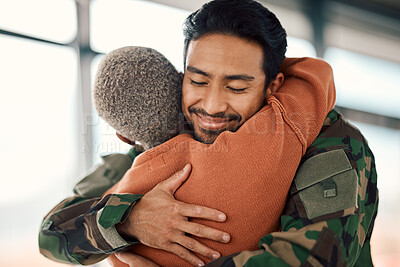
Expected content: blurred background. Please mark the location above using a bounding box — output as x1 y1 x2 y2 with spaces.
0 0 399 266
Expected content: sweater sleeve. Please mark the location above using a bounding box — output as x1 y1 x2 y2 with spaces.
270 57 336 154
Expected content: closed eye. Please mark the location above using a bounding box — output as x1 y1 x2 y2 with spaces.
190 80 208 86
228 86 246 93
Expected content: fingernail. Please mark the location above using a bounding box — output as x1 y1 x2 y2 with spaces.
183 164 190 171
114 253 123 261
212 253 220 259
198 261 205 267
218 213 226 221
222 233 230 242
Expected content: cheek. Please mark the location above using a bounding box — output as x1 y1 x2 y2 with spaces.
236 93 265 120
182 86 189 106
182 83 201 109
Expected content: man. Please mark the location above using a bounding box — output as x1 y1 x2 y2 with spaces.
39 0 378 266
98 47 334 267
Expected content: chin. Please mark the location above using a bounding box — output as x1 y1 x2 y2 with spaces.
193 127 224 144
194 134 217 144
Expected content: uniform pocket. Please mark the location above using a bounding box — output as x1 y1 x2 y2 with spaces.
291 149 359 221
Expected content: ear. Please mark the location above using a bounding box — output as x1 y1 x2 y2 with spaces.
267 72 284 94
179 72 184 79
116 132 136 146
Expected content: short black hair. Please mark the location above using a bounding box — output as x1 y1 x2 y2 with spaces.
183 0 287 88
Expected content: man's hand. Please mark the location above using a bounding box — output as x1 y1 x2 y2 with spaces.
116 164 230 266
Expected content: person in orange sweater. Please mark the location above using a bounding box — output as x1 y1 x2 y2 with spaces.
92 42 335 266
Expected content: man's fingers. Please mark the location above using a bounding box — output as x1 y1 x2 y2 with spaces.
174 202 230 243
179 203 227 222
159 164 192 194
176 235 221 260
168 243 205 267
179 220 230 244
114 252 133 265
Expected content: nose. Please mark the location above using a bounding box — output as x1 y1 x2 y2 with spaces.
202 85 228 116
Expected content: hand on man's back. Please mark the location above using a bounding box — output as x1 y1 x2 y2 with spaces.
116 164 230 266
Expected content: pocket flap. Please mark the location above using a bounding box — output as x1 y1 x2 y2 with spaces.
293 149 359 220
294 149 353 191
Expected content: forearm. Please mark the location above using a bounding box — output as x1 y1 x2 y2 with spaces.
206 194 377 267
208 221 347 267
39 195 91 264
210 211 373 267
39 147 142 265
39 193 142 265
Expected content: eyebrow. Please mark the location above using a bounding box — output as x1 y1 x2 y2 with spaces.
187 65 255 81
225 74 254 81
187 66 211 77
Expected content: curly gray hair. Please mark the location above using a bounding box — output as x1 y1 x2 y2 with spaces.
93 46 182 150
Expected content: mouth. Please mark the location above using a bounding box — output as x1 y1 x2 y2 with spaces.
195 113 232 131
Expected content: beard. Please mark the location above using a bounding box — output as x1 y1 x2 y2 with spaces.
193 126 225 144
183 106 241 144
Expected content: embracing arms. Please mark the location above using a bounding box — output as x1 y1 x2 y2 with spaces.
39 57 338 266
39 146 227 265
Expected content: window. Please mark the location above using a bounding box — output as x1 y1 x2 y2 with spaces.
0 0 77 43
0 35 77 266
287 36 316 58
325 47 400 118
90 0 190 71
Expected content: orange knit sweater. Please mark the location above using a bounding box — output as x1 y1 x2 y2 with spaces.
106 57 336 266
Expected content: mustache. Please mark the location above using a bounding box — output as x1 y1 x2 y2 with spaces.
188 107 241 121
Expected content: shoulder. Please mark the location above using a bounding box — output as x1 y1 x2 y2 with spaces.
286 110 378 223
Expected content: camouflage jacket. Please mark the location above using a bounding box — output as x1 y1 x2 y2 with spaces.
39 109 378 266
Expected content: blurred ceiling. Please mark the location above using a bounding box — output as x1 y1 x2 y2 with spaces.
149 0 400 37
367 0 400 12
149 0 400 63
330 0 400 24
150 0 400 16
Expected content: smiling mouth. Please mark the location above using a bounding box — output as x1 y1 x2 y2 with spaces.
195 113 232 131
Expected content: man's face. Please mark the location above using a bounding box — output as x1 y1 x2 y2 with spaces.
182 34 267 144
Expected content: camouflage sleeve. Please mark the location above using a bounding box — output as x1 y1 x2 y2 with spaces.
39 193 142 265
39 146 145 265
206 116 379 267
